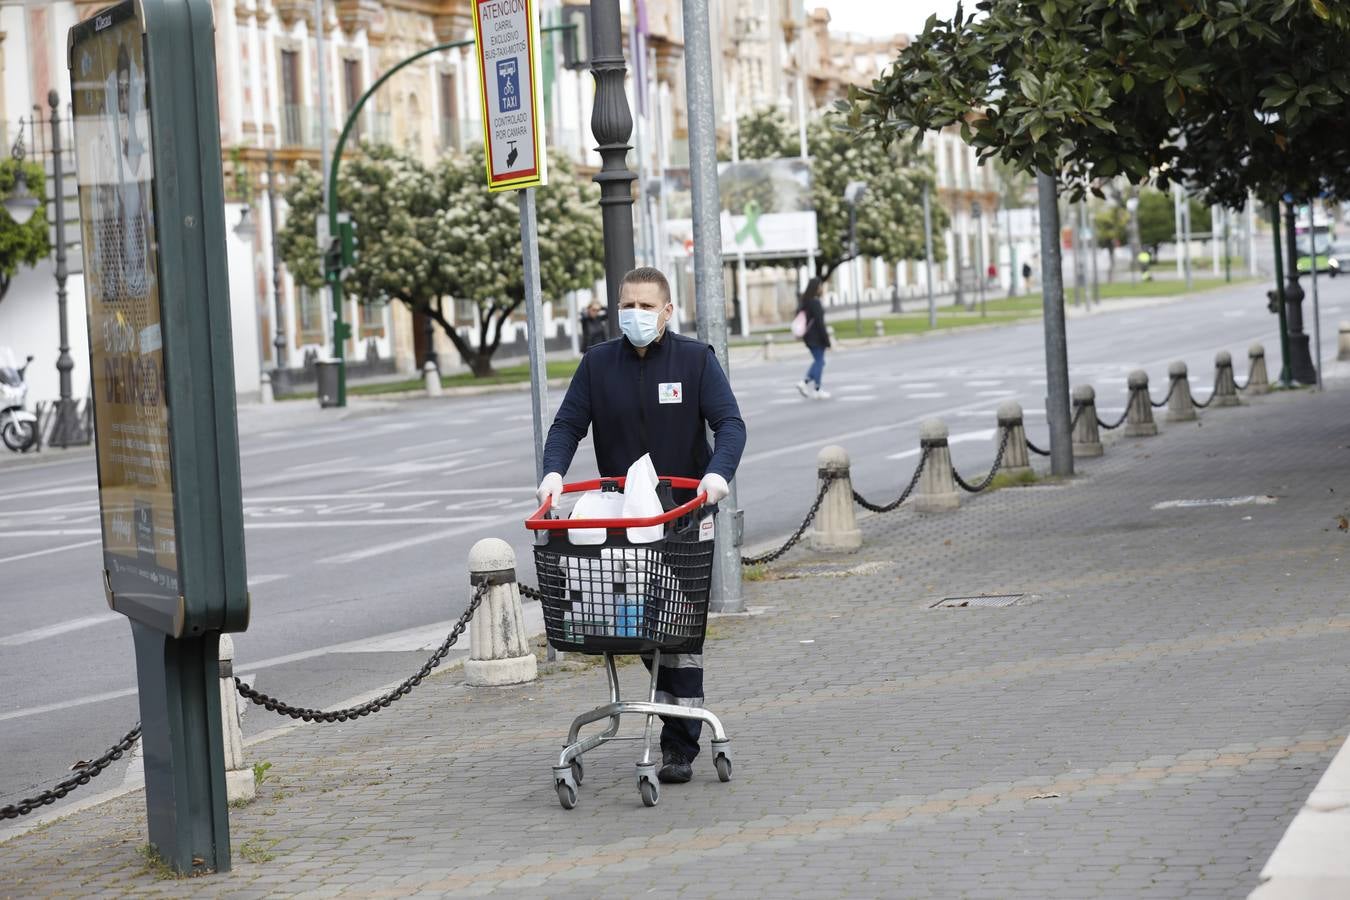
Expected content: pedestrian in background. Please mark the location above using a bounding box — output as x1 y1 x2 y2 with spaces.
580 300 608 352
794 277 831 400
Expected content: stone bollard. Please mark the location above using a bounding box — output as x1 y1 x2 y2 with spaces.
1246 344 1270 395
874 320 885 337
915 419 961 512
762 334 773 361
1071 385 1103 457
1165 361 1197 422
218 635 255 803
464 539 537 687
1124 370 1158 437
423 360 443 397
809 446 862 552
995 400 1032 477
259 372 274 405
1210 351 1241 407
1339 322 1350 362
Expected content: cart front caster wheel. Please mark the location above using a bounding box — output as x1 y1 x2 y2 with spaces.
639 777 659 807
571 759 584 785
715 754 732 783
556 781 578 810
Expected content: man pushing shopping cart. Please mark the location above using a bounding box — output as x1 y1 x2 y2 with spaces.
533 266 745 805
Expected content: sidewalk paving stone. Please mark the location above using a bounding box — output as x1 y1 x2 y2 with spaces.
3 385 1350 897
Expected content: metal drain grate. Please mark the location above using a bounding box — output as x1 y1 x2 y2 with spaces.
930 593 1025 609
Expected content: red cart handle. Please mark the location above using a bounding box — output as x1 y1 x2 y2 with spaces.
525 476 707 531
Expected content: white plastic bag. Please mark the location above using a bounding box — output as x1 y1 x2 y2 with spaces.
568 489 626 546
622 453 664 543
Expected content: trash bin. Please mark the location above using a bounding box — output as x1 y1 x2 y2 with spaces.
315 358 342 408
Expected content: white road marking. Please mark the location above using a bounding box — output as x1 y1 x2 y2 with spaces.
966 380 1003 387
0 686 138 723
1152 495 1277 510
0 529 101 537
0 538 101 565
0 613 119 647
394 438 461 454
247 574 290 587
283 456 359 475
897 381 938 389
975 390 1016 397
0 485 93 503
906 392 947 399
887 428 997 460
839 395 878 402
741 396 996 466
347 479 414 494
318 501 539 564
769 398 803 405
244 517 502 528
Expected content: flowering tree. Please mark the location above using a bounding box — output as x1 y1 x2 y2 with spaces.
279 145 603 376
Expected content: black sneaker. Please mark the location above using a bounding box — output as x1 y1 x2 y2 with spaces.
657 749 693 784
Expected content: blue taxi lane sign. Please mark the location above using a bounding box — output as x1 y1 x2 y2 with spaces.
497 58 520 112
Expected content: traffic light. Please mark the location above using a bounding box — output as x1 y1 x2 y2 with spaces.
560 5 590 70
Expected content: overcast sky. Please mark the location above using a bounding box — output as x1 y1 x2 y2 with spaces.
821 0 963 38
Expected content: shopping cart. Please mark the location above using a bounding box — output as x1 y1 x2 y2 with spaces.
526 475 733 809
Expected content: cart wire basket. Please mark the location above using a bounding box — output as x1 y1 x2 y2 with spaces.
526 475 733 809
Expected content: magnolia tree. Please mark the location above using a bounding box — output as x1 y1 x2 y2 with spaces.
731 109 947 284
0 159 49 303
279 144 603 376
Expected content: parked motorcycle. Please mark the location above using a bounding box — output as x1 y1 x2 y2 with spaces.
0 347 38 452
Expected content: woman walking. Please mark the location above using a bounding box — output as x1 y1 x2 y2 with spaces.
795 277 831 400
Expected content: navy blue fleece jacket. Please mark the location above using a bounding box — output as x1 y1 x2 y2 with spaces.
541 332 746 483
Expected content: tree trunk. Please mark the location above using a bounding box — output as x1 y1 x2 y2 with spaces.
468 353 495 377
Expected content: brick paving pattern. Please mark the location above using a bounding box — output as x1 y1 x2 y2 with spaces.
2 385 1347 898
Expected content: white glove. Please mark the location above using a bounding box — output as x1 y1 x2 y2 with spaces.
698 472 729 504
536 472 564 509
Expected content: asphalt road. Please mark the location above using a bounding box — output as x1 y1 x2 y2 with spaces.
2 276 1344 820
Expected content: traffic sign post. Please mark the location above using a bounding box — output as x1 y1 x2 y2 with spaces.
69 0 246 874
472 0 551 488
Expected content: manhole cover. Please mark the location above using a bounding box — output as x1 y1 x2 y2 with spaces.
930 593 1025 609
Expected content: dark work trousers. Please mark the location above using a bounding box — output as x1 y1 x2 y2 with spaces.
641 651 704 760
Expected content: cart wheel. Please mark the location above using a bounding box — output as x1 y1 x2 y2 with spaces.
556 781 578 810
639 778 659 807
571 759 584 785
715 754 733 783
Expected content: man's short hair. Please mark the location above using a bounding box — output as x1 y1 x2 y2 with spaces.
620 266 671 304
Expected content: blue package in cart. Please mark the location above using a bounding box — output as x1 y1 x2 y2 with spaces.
614 596 644 637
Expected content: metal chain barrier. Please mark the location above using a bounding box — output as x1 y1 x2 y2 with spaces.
1150 378 1179 409
741 474 835 566
951 429 1011 493
1192 388 1215 409
1235 372 1252 392
1025 437 1052 457
237 583 486 723
1097 406 1129 430
1 724 142 820
853 447 930 513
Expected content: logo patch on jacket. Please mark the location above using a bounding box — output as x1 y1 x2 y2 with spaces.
658 382 683 404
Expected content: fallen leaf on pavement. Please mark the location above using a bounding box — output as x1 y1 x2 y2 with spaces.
1338 516 1348 531
1030 792 1061 800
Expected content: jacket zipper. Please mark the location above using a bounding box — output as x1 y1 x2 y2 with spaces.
637 356 650 454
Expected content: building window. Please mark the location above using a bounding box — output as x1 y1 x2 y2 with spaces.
280 49 302 145
359 301 386 339
343 58 363 142
440 72 458 149
298 285 325 343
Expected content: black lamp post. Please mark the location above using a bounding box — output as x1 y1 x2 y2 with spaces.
972 199 985 317
265 151 289 395
589 0 636 336
1283 202 1317 384
47 91 77 447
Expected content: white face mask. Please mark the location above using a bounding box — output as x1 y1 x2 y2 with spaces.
619 307 664 347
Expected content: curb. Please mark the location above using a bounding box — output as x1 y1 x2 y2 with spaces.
1250 732 1350 898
